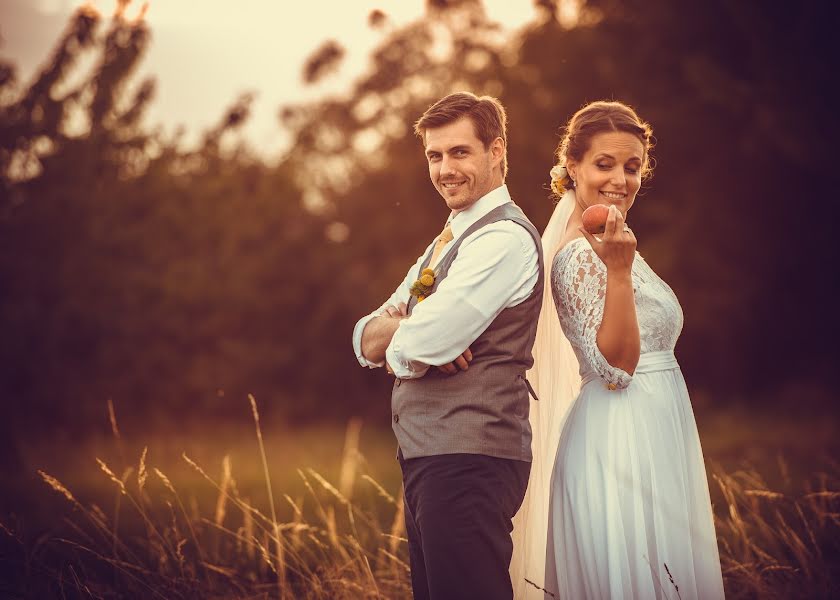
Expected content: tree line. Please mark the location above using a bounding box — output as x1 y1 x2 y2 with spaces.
1 0 835 445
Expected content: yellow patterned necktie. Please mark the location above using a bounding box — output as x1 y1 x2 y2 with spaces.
429 223 454 267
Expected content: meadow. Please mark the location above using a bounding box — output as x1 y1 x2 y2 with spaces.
1 396 838 599
2 3 838 597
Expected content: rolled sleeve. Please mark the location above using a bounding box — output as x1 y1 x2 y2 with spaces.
351 243 433 370
353 312 386 368
387 225 538 378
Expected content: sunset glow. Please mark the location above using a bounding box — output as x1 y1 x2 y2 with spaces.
4 0 540 154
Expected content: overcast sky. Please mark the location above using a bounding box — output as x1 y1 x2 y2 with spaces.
1 0 537 158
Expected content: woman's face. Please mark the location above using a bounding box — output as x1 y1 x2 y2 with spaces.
567 131 645 216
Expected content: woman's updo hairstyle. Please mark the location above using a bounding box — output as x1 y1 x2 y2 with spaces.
550 101 654 197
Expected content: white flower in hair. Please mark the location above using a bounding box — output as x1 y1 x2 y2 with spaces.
549 164 567 183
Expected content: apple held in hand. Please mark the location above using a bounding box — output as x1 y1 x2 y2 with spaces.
582 204 610 234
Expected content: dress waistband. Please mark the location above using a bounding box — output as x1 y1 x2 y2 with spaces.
635 349 678 374
581 350 678 386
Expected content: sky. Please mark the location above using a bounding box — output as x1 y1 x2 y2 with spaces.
1 0 539 158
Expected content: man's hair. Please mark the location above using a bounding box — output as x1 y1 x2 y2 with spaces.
414 92 508 179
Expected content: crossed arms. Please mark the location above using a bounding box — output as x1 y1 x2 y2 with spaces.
352 223 539 379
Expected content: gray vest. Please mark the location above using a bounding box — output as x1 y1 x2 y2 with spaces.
391 202 544 461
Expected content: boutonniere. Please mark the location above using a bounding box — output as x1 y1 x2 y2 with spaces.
409 268 436 302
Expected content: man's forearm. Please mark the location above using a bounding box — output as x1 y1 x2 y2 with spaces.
360 316 403 364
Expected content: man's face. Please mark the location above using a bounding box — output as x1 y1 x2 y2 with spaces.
423 117 504 212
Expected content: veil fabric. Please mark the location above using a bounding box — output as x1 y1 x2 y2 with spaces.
510 189 582 598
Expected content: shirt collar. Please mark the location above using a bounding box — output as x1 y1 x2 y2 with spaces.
448 184 512 240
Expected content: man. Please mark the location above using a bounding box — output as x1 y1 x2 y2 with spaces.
352 92 543 600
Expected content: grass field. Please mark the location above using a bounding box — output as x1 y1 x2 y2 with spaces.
2 397 839 598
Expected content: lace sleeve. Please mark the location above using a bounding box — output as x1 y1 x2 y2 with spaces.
555 243 633 389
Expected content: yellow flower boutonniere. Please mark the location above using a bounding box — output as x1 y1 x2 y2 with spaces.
410 267 436 302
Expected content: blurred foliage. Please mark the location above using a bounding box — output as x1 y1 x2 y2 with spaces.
0 0 836 446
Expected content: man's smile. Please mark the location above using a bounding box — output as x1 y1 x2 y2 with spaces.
442 181 466 190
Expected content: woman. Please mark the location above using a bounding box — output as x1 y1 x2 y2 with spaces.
511 101 724 599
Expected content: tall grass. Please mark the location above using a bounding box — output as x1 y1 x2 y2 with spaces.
2 399 839 598
712 457 840 598
9 397 411 599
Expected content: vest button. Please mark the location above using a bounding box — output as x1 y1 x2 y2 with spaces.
393 414 399 423
395 379 401 387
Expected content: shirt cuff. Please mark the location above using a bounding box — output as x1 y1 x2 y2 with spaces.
385 334 430 379
353 313 385 368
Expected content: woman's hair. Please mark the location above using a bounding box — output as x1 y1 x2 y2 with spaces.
550 101 654 196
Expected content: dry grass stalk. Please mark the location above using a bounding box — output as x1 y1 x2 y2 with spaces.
258 530 275 577
363 474 396 505
349 535 379 596
804 491 840 500
39 470 79 505
215 454 232 529
154 466 210 587
339 417 363 501
183 450 275 534
243 495 256 561
388 493 405 557
248 393 286 599
107 397 120 439
97 458 127 496
154 468 175 494
55 537 169 599
286 494 304 552
388 493 406 583
743 490 783 500
0 520 15 538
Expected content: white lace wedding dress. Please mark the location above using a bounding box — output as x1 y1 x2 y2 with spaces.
543 237 724 599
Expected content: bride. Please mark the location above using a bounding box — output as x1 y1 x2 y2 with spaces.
510 101 724 599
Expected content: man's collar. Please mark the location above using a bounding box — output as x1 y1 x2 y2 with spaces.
449 184 511 240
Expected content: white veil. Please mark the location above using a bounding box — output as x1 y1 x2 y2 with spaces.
510 189 582 598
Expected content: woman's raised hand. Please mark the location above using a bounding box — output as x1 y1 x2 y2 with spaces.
579 205 636 274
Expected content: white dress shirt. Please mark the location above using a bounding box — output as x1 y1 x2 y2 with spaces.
352 184 540 379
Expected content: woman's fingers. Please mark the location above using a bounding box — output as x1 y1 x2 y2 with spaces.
604 205 619 237
614 206 625 231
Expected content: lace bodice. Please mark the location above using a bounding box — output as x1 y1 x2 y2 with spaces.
551 237 684 389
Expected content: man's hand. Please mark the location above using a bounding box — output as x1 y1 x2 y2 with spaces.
380 302 472 376
436 347 473 375
361 304 407 365
384 302 408 319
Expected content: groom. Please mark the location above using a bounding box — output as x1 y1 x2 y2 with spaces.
352 92 543 600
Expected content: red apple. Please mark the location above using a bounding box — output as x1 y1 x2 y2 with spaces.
582 204 610 234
